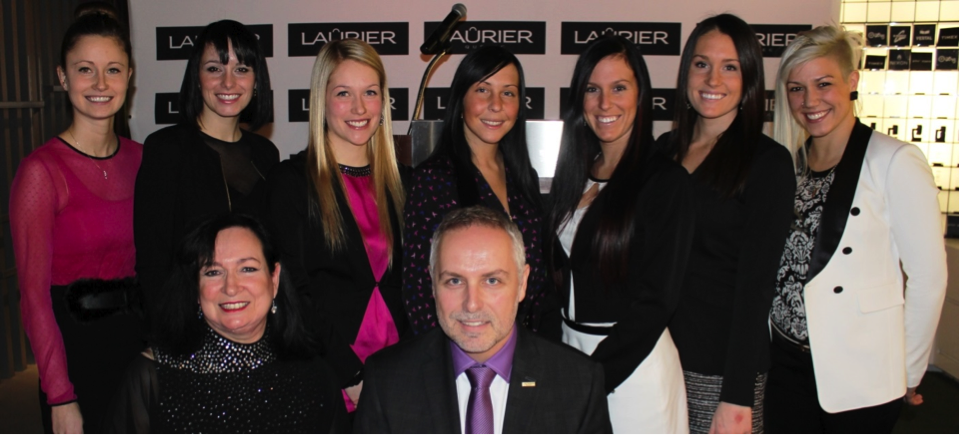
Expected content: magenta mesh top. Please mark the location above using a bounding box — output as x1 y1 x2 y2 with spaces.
10 136 142 404
340 166 400 411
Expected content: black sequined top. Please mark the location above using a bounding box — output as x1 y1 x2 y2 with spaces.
105 327 346 433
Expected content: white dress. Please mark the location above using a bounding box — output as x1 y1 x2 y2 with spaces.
559 179 689 434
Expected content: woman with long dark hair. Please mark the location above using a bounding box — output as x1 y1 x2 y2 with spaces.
265 38 407 412
403 46 545 334
766 25 946 433
657 14 796 434
546 34 694 433
135 20 278 329
10 10 142 433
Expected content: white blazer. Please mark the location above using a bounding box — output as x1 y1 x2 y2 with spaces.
803 121 947 413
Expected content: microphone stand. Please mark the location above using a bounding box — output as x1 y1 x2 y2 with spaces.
408 44 450 134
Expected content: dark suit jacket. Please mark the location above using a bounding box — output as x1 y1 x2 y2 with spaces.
355 327 612 434
550 151 694 393
134 123 278 327
265 150 410 385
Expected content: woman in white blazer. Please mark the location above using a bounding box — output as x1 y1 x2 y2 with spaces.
766 25 947 433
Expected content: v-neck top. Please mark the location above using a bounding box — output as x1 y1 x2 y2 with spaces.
339 164 400 411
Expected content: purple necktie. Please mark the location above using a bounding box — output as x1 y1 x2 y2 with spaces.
466 365 496 434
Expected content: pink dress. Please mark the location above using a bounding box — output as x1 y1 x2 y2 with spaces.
341 167 400 411
10 136 143 431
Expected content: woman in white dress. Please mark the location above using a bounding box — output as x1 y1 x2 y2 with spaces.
545 33 695 433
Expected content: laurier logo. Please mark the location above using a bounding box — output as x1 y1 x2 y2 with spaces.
749 24 812 57
155 93 180 124
288 23 409 57
560 22 681 55
156 25 273 60
423 21 546 54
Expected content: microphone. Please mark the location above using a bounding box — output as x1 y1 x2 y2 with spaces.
420 3 467 55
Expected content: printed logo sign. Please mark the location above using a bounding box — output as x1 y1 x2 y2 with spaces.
888 49 911 70
156 25 273 60
938 27 959 47
864 55 887 70
155 92 181 124
749 24 812 57
558 88 676 121
866 25 889 47
560 22 682 56
421 87 544 120
936 49 958 70
890 26 911 47
288 22 409 57
911 51 933 71
289 88 410 122
423 21 546 54
764 90 776 122
914 24 936 46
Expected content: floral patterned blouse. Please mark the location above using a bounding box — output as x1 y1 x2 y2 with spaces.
402 154 545 334
771 167 837 342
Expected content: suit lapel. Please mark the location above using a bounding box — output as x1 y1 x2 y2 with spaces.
419 330 463 433
503 328 544 433
806 121 873 282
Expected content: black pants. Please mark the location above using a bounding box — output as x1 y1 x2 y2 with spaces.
39 285 143 434
765 332 903 434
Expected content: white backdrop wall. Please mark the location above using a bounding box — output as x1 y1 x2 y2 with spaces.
128 0 840 159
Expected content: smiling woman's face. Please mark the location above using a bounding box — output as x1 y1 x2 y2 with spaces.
198 226 279 343
461 64 520 149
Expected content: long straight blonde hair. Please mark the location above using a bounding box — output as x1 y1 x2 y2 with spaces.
306 39 404 263
773 25 862 176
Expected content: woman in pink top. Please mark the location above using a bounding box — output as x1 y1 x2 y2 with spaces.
264 38 408 418
9 9 143 434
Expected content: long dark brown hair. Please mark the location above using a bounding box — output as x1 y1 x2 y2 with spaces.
546 34 655 284
664 13 766 198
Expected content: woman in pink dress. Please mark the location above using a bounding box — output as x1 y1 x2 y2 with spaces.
9 10 142 434
264 38 407 419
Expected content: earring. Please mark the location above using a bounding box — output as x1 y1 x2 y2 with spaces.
686 101 691 109
197 305 203 319
850 91 858 101
254 88 258 97
379 112 384 126
270 299 278 314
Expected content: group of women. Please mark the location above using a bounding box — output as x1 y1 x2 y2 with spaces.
8 5 946 434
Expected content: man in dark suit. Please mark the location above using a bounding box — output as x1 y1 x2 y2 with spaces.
355 206 611 434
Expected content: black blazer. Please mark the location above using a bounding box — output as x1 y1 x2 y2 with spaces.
355 327 612 434
552 152 695 393
134 123 279 326
265 150 409 385
659 133 796 406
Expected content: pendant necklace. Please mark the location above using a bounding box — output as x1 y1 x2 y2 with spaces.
67 130 110 179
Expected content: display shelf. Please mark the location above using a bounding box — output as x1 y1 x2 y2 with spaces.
842 1 959 215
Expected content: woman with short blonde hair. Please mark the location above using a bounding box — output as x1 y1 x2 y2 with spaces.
767 25 947 433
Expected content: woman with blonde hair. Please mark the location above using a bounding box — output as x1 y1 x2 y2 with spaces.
767 25 947 433
265 38 407 415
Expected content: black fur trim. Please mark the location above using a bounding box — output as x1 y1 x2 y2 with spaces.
64 277 140 324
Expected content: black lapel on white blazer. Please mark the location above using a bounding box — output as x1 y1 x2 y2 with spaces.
805 120 873 282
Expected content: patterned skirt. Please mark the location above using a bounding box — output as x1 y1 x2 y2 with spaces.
684 370 767 434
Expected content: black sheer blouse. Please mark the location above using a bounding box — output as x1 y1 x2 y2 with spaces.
106 327 346 433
